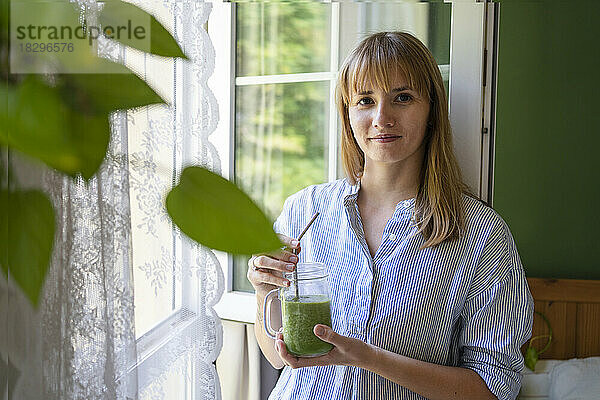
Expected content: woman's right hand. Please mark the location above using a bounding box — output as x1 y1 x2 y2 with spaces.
247 234 301 295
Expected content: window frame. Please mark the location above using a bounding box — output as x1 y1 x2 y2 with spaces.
208 0 498 323
121 5 214 393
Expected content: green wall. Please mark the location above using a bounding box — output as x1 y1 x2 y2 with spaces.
494 1 600 278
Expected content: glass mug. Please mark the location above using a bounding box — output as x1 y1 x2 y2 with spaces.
263 262 334 357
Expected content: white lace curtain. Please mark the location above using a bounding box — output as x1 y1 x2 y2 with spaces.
1 1 223 399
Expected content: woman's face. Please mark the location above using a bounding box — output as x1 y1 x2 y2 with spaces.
348 71 430 169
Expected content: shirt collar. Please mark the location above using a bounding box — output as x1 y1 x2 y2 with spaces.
343 178 416 217
343 178 360 207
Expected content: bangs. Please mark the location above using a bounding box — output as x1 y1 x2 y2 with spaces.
342 34 431 103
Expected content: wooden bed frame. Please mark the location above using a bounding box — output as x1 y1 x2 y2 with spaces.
526 278 600 359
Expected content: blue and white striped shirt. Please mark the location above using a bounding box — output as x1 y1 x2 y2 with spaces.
269 178 533 400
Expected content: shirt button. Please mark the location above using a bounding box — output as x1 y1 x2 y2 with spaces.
389 233 397 241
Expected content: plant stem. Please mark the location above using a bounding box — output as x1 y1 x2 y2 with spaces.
533 311 553 354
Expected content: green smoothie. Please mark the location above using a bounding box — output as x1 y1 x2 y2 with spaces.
281 294 334 357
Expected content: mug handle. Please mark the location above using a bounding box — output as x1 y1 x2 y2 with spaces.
262 288 280 340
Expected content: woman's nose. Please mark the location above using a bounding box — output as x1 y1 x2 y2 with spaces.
372 103 395 129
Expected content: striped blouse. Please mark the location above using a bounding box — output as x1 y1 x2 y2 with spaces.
268 178 533 400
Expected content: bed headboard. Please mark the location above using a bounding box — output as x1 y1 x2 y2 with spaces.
526 278 600 359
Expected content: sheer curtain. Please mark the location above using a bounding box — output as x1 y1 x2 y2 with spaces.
1 1 223 399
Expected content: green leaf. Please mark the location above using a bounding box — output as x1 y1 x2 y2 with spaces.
58 73 165 115
0 0 7 45
8 1 136 75
149 15 187 59
0 150 4 190
0 189 55 307
99 0 188 59
166 166 282 255
0 77 110 179
524 346 539 371
65 107 111 180
0 189 6 278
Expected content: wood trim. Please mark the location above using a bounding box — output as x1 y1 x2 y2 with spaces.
526 278 600 359
530 301 577 359
576 303 600 356
527 278 600 303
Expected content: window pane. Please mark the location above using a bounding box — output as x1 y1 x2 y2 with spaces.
233 81 330 292
129 108 182 339
236 3 331 77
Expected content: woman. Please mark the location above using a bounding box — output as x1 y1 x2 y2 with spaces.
248 31 533 400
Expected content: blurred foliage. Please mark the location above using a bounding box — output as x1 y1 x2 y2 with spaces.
167 166 282 255
0 0 175 307
0 189 54 306
236 2 330 77
1 0 280 307
235 81 328 220
99 0 187 59
0 0 454 300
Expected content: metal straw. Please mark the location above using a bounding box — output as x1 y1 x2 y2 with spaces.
292 212 319 299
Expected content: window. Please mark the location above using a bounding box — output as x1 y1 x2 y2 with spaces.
210 1 498 323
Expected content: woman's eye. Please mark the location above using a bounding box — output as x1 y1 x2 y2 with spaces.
396 93 413 102
357 97 374 106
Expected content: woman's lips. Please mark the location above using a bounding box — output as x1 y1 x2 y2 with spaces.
369 135 402 143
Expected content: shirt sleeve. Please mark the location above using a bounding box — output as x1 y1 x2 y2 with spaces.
272 186 317 239
458 220 534 400
273 195 295 238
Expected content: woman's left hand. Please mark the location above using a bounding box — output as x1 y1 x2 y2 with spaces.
275 325 372 369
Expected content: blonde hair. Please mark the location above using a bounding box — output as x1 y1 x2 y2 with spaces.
336 31 473 249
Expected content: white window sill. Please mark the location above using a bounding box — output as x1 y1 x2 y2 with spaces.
214 291 256 324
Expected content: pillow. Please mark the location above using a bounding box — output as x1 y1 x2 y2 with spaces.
519 360 562 398
548 357 600 400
